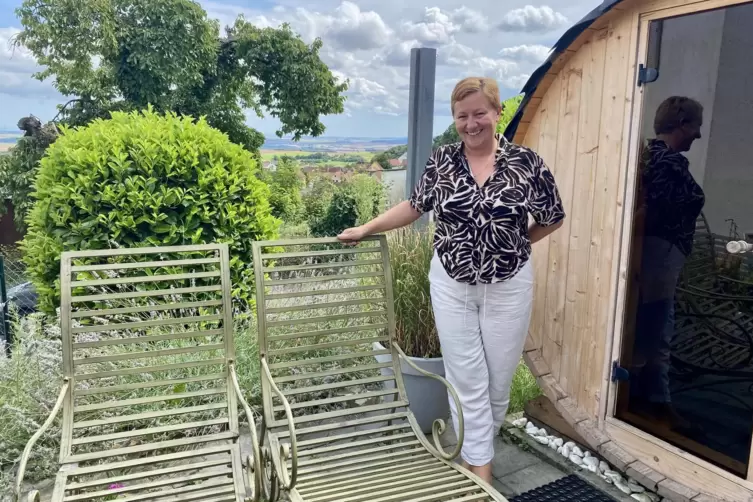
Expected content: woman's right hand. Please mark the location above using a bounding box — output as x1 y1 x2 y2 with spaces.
337 226 368 243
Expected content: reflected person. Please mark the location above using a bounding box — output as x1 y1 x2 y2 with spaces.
631 96 705 430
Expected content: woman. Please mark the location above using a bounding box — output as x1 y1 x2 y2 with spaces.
337 77 565 483
630 96 705 431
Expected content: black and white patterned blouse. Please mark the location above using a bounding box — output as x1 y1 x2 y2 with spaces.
639 138 705 257
409 134 565 285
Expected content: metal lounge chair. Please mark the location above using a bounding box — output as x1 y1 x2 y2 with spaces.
251 235 506 502
15 244 262 502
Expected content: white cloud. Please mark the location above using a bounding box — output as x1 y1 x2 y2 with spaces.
0 27 61 98
498 5 568 33
291 2 392 50
499 44 552 64
447 6 489 33
2 0 592 134
400 7 458 46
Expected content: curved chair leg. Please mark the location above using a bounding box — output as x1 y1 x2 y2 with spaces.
26 490 40 502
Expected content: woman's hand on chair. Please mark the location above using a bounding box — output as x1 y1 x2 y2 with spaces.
337 226 367 244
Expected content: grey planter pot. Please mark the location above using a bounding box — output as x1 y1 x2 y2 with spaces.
373 341 450 434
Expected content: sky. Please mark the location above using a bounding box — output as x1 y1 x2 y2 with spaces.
0 0 596 138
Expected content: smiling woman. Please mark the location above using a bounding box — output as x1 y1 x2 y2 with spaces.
336 76 566 486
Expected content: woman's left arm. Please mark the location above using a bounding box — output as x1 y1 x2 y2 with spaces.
529 220 564 244
527 152 566 242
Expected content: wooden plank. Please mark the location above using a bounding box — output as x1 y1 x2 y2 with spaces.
520 97 542 124
521 103 542 353
524 395 588 446
543 50 584 385
635 0 750 16
584 11 635 419
529 74 562 359
603 6 643 423
561 30 607 405
605 418 753 502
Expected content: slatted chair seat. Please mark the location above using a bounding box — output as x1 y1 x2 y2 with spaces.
251 236 505 502
16 245 262 502
670 213 753 375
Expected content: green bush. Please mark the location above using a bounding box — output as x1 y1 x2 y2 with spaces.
302 176 337 228
22 108 280 313
265 156 304 223
310 174 386 237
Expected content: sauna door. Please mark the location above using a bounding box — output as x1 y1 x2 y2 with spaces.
613 1 753 479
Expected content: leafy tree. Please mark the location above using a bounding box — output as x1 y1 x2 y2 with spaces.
371 144 407 169
310 175 386 237
302 176 337 229
432 95 524 149
22 108 279 313
267 156 304 223
372 152 391 170
0 118 59 231
14 0 348 149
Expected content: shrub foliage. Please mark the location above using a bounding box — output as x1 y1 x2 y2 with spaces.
309 174 386 237
22 108 279 312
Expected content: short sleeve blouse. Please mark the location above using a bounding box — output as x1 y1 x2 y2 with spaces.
409 134 565 285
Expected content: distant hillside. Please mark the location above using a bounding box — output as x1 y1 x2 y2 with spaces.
262 136 408 152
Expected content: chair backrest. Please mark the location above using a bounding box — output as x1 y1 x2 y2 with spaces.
682 212 716 285
251 236 409 431
59 244 238 464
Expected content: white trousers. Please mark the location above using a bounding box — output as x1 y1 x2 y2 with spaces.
429 253 534 466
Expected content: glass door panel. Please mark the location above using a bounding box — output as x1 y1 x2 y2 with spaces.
616 2 753 478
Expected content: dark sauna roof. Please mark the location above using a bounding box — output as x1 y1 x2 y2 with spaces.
504 0 625 140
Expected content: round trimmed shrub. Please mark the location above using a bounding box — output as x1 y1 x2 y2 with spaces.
22 108 280 313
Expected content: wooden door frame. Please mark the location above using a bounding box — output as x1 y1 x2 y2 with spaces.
600 0 753 493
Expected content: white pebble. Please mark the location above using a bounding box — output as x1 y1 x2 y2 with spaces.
535 428 548 437
572 446 584 457
562 445 572 458
534 436 549 445
583 451 592 458
569 453 584 466
554 438 564 447
600 473 612 484
512 418 528 428
631 493 653 502
526 427 539 437
564 441 575 449
525 421 536 430
603 470 623 484
599 461 609 473
628 480 645 493
614 479 632 495
583 456 599 470
556 446 563 455
587 464 599 474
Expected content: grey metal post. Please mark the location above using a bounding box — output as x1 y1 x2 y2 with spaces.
405 48 436 228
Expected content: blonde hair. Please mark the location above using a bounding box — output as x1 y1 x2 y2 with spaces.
654 96 703 134
451 77 502 114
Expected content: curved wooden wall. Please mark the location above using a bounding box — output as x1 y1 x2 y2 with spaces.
516 1 753 499
519 7 634 420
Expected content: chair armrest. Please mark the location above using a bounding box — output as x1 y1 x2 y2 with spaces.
261 357 298 490
229 363 263 502
15 379 70 502
392 342 464 461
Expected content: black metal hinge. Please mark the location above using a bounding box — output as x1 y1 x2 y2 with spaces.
637 64 659 87
611 360 630 382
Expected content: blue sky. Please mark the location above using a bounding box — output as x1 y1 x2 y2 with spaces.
0 0 595 138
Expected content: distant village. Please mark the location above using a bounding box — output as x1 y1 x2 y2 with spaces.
261 151 408 185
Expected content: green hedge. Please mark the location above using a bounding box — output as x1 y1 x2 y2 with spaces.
22 108 279 312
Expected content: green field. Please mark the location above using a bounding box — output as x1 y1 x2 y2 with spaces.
260 150 373 163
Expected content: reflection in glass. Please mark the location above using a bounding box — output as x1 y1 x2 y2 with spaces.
617 3 753 478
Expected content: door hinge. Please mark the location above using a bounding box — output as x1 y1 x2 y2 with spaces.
611 361 630 382
637 64 659 87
